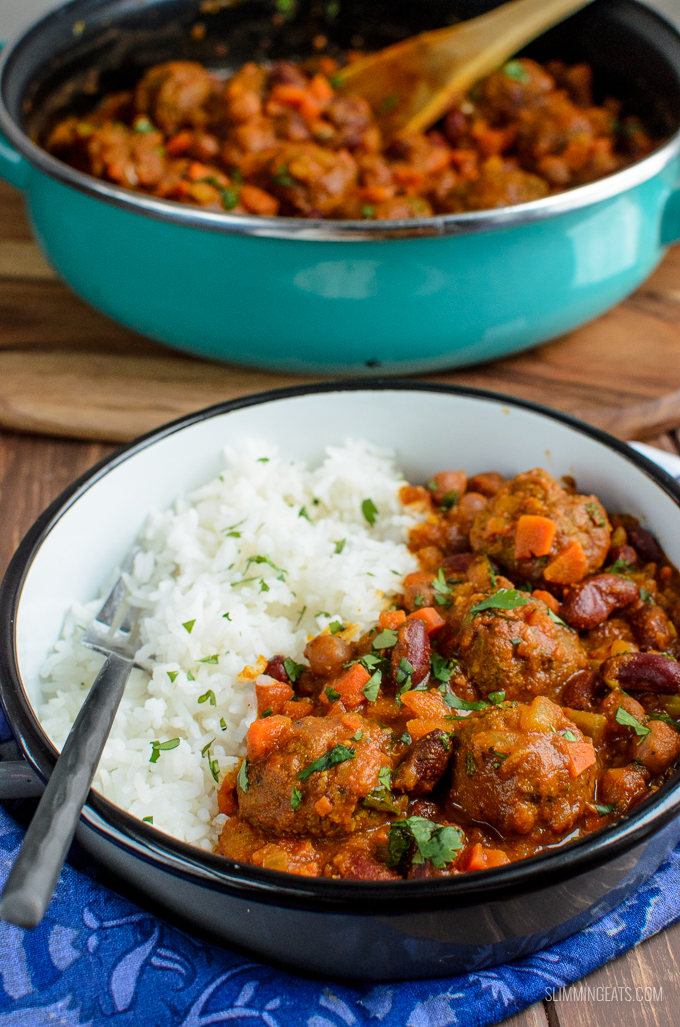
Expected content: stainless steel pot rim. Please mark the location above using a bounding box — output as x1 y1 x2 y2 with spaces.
1 6 680 242
2 379 680 915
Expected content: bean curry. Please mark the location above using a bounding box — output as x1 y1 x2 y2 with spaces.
215 467 680 881
44 54 655 219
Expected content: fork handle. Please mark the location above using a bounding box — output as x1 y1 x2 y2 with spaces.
0 652 133 929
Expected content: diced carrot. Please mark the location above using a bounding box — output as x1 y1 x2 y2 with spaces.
341 713 363 733
379 610 407 630
187 161 213 181
255 675 294 715
567 741 597 778
404 570 434 587
239 184 280 216
466 842 510 871
406 716 451 740
400 689 449 719
309 73 334 104
281 698 315 719
269 83 322 121
543 540 588 584
246 715 291 760
166 130 193 156
406 607 446 633
333 663 371 709
532 589 560 614
514 515 557 559
314 796 333 816
359 186 394 203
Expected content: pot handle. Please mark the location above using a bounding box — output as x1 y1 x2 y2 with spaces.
661 186 680 246
0 127 29 191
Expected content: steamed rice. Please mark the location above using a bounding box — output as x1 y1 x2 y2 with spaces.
39 439 420 849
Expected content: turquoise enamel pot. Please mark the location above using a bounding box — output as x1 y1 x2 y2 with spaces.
1 0 680 375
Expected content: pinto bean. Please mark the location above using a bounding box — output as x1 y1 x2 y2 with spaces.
453 492 488 532
560 574 638 630
561 669 600 710
393 730 452 794
627 524 664 564
427 470 467 507
600 651 680 693
304 634 352 679
264 655 290 683
467 472 506 497
391 617 430 685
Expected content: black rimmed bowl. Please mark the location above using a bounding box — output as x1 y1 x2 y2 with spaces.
1 0 680 373
2 382 680 980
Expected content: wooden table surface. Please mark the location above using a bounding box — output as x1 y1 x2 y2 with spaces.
2 186 680 1025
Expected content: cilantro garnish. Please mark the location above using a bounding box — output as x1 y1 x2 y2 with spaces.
362 670 382 702
167 671 178 683
221 188 239 211
414 594 425 608
547 607 569 628
283 657 305 682
487 691 506 705
595 802 616 816
504 60 529 82
608 559 634 576
198 689 216 705
352 729 364 741
325 686 340 703
432 569 461 608
364 766 398 812
400 731 412 745
237 759 249 793
362 498 379 526
182 619 196 634
273 164 295 187
615 706 650 738
142 815 154 824
640 588 656 605
470 589 531 616
201 739 215 757
246 554 287 576
445 694 488 711
361 205 375 219
334 539 346 554
372 628 398 650
199 655 219 665
562 730 578 742
261 707 273 718
299 506 311 522
220 717 227 730
329 621 347 635
291 786 303 811
387 817 463 869
187 671 195 682
297 744 356 781
430 652 457 684
149 738 180 763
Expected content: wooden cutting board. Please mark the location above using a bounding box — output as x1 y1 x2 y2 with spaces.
3 180 680 444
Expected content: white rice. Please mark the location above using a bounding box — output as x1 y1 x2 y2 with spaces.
38 439 420 849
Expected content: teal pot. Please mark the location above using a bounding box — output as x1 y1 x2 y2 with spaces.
1 0 680 375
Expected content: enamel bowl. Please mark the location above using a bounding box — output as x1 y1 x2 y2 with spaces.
2 382 680 980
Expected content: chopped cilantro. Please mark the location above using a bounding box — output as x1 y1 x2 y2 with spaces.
210 757 220 783
325 686 341 703
198 689 217 705
372 628 398 650
149 738 180 763
445 694 488 711
297 743 356 781
361 205 375 219
470 589 531 616
352 729 364 742
246 554 287 576
134 116 155 133
167 671 178 683
414 594 425 608
466 752 477 776
199 655 219 665
362 669 382 702
440 491 459 510
609 558 634 576
547 607 569 628
187 670 195 681
291 786 303 811
283 657 305 682
504 59 529 82
273 164 295 187
261 707 273 718
430 652 458 684
299 506 311 522
237 759 249 793
223 612 232 620
295 605 306 627
595 802 616 816
387 816 463 869
487 691 506 705
400 731 412 745
329 621 347 634
562 730 578 742
334 539 346 554
182 619 196 634
221 188 239 211
362 498 379 526
201 739 214 757
142 815 154 824
615 706 650 738
640 588 656 605
220 717 227 731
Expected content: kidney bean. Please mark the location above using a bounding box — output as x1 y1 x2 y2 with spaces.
393 730 453 794
391 617 430 685
600 651 680 693
606 543 640 569
439 553 476 575
265 655 290 683
304 634 352 679
627 524 664 564
560 574 638 630
629 604 673 651
427 470 467 507
561 669 601 710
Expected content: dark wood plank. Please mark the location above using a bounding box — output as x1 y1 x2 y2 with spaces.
495 1003 549 1027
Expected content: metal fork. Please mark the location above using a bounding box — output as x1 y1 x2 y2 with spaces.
0 553 142 929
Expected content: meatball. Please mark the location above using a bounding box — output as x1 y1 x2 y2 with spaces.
452 696 597 834
447 579 588 701
134 61 213 134
469 468 610 585
238 714 392 837
440 159 549 212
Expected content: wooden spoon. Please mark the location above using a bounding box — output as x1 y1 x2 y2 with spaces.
337 0 595 138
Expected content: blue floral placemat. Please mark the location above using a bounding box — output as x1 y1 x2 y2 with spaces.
1 442 679 1027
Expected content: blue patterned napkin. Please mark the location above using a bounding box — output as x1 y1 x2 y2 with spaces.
1 443 679 1027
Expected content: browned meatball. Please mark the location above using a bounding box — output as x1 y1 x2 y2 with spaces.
469 468 610 585
238 715 392 837
441 159 549 212
447 579 588 701
451 696 597 834
134 61 213 134
476 59 556 120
